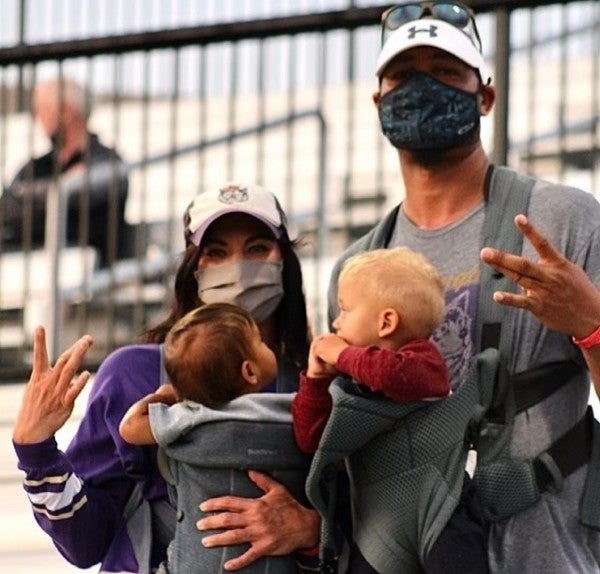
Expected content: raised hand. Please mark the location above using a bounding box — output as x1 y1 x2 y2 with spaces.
480 214 600 339
12 326 93 444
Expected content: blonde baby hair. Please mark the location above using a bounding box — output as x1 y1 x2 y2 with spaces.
339 247 445 339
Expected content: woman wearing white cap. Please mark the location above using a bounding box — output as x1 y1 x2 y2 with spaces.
12 183 320 573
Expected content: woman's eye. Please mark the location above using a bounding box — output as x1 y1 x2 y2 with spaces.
202 247 227 259
247 242 272 255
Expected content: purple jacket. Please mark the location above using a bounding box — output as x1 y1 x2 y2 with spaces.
14 344 166 572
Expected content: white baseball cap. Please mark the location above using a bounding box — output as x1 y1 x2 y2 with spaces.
376 18 489 84
184 182 295 246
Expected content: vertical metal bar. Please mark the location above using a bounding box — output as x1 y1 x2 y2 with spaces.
492 7 510 167
592 1 600 198
45 68 67 360
198 47 207 193
140 52 151 235
20 65 37 355
284 38 297 214
17 0 27 111
166 48 180 258
256 39 266 183
45 177 66 362
523 8 535 173
107 54 125 345
343 27 356 233
226 43 238 179
557 4 568 182
312 32 326 333
131 51 152 334
73 60 94 339
314 33 329 333
110 57 123 266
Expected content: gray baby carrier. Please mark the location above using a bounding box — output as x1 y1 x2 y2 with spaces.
123 357 309 574
307 167 595 574
305 349 500 574
157 404 312 574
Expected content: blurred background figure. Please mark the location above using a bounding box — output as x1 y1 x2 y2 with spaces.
0 76 133 267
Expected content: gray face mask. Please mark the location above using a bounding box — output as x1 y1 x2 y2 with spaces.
195 260 284 323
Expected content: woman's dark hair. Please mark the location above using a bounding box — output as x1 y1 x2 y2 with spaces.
142 228 309 371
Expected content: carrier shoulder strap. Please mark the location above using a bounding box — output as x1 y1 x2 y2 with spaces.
476 165 534 354
472 167 593 523
121 344 177 572
474 166 534 418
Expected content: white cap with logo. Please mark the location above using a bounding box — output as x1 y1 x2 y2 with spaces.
185 183 295 247
376 18 489 83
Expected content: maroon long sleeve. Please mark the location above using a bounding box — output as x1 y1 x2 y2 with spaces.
292 339 449 453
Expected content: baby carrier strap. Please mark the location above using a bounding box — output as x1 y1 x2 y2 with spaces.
306 349 500 574
477 165 533 353
121 345 177 573
473 166 592 522
123 480 176 574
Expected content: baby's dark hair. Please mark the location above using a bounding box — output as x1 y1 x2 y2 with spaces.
164 303 257 407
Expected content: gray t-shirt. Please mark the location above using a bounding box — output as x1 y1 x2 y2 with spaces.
331 173 600 573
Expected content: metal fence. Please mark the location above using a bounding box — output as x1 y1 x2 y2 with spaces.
0 1 598 380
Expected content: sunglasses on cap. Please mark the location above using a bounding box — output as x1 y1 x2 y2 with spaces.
380 1 482 52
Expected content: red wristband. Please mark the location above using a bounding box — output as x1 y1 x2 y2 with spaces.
297 543 320 557
572 324 600 349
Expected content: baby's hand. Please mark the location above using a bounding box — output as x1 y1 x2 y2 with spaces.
312 334 349 366
307 338 338 378
119 386 178 446
306 334 349 378
155 384 177 404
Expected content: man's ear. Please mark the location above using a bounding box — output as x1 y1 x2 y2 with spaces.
479 83 496 116
378 308 400 338
241 360 259 386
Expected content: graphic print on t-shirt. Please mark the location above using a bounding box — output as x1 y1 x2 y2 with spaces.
432 263 479 389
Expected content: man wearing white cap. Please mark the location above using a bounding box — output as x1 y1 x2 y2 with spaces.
329 2 600 572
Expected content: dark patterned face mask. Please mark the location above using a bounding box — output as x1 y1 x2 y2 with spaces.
378 72 480 151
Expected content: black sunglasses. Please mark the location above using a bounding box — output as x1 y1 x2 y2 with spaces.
380 1 482 52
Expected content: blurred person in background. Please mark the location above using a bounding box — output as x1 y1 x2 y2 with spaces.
0 76 133 267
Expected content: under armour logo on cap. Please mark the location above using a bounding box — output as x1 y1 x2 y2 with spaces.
218 183 249 204
407 24 438 40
